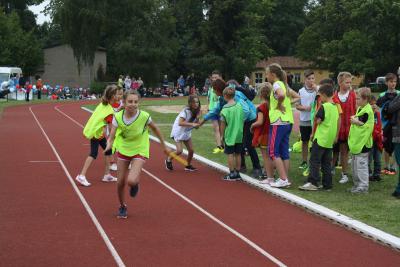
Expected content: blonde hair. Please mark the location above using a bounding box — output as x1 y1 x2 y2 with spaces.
267 63 285 81
257 82 272 100
101 84 118 105
337 72 352 84
357 87 372 102
222 87 235 99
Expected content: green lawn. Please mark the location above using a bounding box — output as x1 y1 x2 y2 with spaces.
88 96 400 237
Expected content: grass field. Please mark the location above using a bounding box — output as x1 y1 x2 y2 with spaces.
8 95 397 237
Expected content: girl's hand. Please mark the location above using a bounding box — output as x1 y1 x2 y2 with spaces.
250 124 255 133
277 103 286 114
104 141 112 154
192 122 200 129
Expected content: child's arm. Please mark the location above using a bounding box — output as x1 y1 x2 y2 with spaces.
105 125 117 152
350 114 367 126
250 112 264 132
178 117 200 128
148 121 170 153
288 88 300 104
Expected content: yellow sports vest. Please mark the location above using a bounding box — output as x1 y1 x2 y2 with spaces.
313 102 339 148
114 110 150 157
83 103 113 139
348 104 374 154
269 81 294 124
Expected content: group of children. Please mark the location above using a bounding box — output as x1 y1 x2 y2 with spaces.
74 66 400 219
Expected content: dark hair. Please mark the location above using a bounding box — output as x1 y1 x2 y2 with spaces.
226 79 240 88
319 78 334 86
370 94 377 103
123 89 140 101
385 73 397 82
187 95 201 122
212 70 221 76
304 69 314 78
211 78 226 95
318 84 334 97
101 84 118 105
267 63 285 81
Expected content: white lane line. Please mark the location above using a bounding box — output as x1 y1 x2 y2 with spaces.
29 161 59 163
29 106 126 267
55 105 85 128
143 169 286 267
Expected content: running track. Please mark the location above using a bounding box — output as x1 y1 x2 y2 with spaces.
1 101 399 266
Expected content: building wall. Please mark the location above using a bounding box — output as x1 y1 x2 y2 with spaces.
41 45 106 88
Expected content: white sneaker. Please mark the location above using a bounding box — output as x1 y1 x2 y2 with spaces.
270 178 291 188
102 174 117 182
299 182 318 191
109 163 117 171
76 175 91 187
260 178 275 185
339 174 349 184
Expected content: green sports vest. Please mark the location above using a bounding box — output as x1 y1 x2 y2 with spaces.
221 102 244 146
313 102 339 148
114 110 150 157
208 87 218 110
269 81 294 124
83 103 114 139
348 104 374 154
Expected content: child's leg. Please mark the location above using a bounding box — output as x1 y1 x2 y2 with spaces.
261 148 273 178
211 120 222 147
227 153 235 171
99 138 111 175
117 158 130 206
321 148 333 188
183 139 194 165
351 154 359 188
269 125 288 180
308 142 322 186
340 143 349 175
373 145 382 177
383 149 389 169
126 159 146 187
80 139 99 176
234 152 241 172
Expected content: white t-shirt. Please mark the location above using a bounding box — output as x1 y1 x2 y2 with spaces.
112 111 152 127
299 87 316 123
338 90 350 102
170 107 198 141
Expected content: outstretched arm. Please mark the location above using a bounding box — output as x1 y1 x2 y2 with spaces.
148 121 169 153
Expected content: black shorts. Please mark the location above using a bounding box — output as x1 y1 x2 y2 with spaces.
383 126 394 155
300 126 312 142
90 138 112 159
333 140 348 152
224 143 243 155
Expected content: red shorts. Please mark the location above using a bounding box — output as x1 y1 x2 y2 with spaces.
117 152 147 162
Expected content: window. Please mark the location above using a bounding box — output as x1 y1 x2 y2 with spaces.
255 73 263 84
294 73 301 83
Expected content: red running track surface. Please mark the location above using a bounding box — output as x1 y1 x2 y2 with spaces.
0 101 399 266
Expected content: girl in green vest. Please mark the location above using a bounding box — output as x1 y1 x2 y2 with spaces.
105 90 169 219
76 85 118 187
348 87 374 193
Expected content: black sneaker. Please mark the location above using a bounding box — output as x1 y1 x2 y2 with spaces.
117 205 127 219
184 165 197 171
165 159 173 171
223 172 240 181
130 184 139 198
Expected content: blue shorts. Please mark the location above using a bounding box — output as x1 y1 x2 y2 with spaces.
268 124 292 160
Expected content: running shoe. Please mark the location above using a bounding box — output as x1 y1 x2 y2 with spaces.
130 184 139 198
117 205 127 219
298 161 308 169
223 173 241 181
260 178 275 185
212 146 224 154
387 168 396 175
109 163 118 171
339 173 349 184
165 159 173 171
270 178 291 188
184 165 198 171
299 182 318 191
102 174 117 182
76 175 91 187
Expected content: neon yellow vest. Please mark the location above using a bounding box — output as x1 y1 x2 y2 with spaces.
348 104 374 154
114 110 150 158
269 81 294 124
83 103 113 139
313 102 339 148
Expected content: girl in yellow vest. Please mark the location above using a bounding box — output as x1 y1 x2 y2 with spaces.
105 90 169 218
108 86 124 171
266 64 294 188
76 85 118 187
348 87 374 193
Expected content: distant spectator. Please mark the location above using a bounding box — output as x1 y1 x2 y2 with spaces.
118 75 124 88
162 75 169 95
177 75 185 93
36 78 43 99
124 75 132 90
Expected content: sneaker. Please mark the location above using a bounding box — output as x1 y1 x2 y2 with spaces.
350 187 368 194
260 178 275 185
185 165 198 171
109 163 117 171
302 166 310 177
76 175 91 187
387 168 396 175
233 171 242 179
223 173 241 181
299 161 308 169
381 168 389 175
130 184 139 198
165 159 173 171
299 182 318 191
339 174 349 184
270 178 291 188
212 146 224 154
252 168 262 178
117 205 127 219
102 174 117 182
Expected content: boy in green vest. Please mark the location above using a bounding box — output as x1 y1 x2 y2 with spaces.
348 87 374 193
299 84 339 191
220 86 245 181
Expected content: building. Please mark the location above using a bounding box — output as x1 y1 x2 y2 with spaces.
251 56 363 88
38 44 106 88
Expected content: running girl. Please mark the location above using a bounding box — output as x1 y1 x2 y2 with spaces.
165 95 201 171
106 90 169 219
76 84 118 187
109 86 124 171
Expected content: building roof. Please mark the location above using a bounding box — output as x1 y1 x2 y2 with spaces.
256 56 313 69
